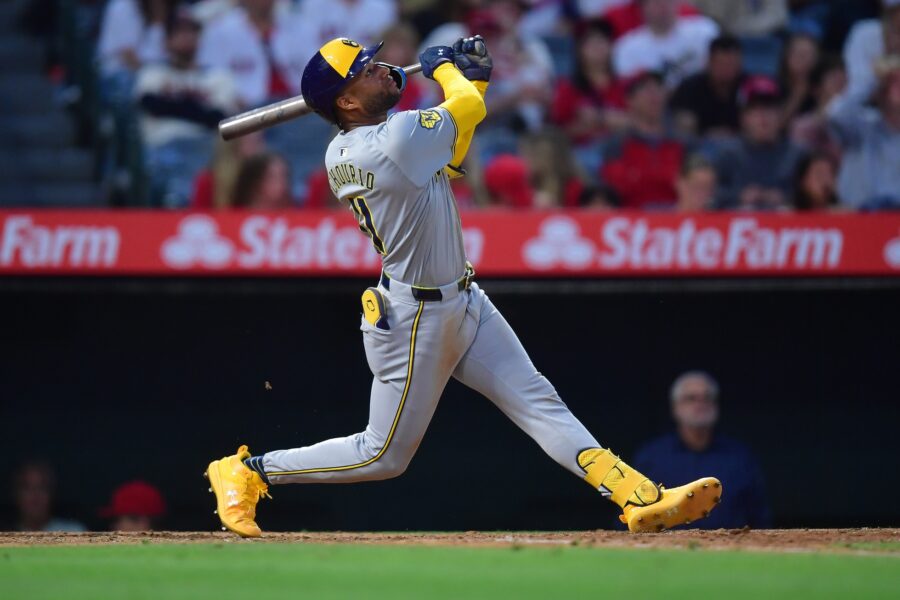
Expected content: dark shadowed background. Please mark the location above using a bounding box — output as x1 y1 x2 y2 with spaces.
1 278 898 531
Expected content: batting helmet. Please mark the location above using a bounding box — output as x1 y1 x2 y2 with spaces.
301 37 407 124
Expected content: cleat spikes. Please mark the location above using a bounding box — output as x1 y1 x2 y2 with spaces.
687 491 694 498
656 524 665 532
714 497 721 504
222 527 227 531
713 481 720 488
208 487 213 493
213 510 217 515
702 483 709 488
702 510 710 517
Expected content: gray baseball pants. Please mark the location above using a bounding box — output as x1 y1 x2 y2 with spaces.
262 281 600 483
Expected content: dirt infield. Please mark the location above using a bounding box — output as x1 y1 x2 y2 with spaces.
2 528 898 554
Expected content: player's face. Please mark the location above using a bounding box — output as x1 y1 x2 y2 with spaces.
340 62 402 118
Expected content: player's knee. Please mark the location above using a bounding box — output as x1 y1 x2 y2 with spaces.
374 453 411 479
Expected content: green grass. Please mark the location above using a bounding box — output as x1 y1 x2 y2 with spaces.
1 543 898 600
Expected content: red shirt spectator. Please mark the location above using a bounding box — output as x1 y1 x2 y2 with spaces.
601 72 687 208
551 19 628 145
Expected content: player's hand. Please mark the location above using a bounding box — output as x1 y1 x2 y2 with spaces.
452 35 492 82
419 46 454 80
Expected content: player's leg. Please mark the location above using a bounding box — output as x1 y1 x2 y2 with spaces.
206 293 473 536
452 284 722 531
261 297 462 483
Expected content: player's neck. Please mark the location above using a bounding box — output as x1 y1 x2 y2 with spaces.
341 113 388 132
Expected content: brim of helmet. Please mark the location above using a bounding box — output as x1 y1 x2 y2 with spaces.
344 41 384 83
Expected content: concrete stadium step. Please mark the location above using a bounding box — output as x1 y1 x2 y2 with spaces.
0 113 77 148
0 73 57 113
0 182 103 207
0 148 94 182
0 35 45 73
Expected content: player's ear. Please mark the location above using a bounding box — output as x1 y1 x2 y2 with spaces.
335 93 358 112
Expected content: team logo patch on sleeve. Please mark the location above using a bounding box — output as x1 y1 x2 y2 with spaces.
418 110 442 129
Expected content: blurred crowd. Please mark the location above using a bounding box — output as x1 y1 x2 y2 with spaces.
30 0 900 210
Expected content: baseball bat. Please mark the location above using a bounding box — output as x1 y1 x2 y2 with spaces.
218 63 423 140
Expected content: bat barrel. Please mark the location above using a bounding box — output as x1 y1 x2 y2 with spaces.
217 63 423 140
218 96 313 141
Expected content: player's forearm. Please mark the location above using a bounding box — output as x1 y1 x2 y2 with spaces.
445 80 489 174
434 63 486 133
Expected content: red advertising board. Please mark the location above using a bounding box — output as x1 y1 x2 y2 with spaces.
1 210 899 277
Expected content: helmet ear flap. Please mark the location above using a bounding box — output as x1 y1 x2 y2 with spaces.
376 62 407 92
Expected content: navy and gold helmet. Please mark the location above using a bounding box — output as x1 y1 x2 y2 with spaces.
301 37 407 124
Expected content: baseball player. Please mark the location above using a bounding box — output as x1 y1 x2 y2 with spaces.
205 36 722 537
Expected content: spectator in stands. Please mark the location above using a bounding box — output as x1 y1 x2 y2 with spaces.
601 71 687 209
792 153 840 211
778 33 822 125
295 0 398 50
691 0 788 37
476 1 556 134
197 0 312 107
97 0 174 77
520 130 586 208
11 461 86 532
583 0 701 40
842 0 900 105
380 23 434 113
100 481 166 532
714 76 804 210
828 55 900 209
675 154 717 212
191 131 266 208
633 371 772 530
550 19 628 146
483 154 534 208
136 5 239 206
612 0 719 88
669 35 745 137
578 184 620 209
233 152 293 208
790 56 847 162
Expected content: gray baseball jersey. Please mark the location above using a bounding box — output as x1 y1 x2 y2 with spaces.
323 107 466 287
261 108 601 489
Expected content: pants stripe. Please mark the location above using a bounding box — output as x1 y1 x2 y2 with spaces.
267 301 425 476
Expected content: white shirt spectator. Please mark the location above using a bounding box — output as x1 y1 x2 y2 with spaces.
613 15 719 88
843 19 885 104
691 0 788 37
197 5 315 107
135 63 239 147
97 0 166 75
296 0 398 49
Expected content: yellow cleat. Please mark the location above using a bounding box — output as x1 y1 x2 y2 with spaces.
619 477 722 533
205 445 270 538
577 448 722 533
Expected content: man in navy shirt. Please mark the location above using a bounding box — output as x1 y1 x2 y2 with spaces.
633 371 772 529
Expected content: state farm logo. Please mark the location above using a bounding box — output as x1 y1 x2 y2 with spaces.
0 215 119 267
160 214 484 270
522 216 845 271
161 215 234 269
523 216 595 269
884 231 900 269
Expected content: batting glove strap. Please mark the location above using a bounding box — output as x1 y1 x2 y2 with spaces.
419 46 454 80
